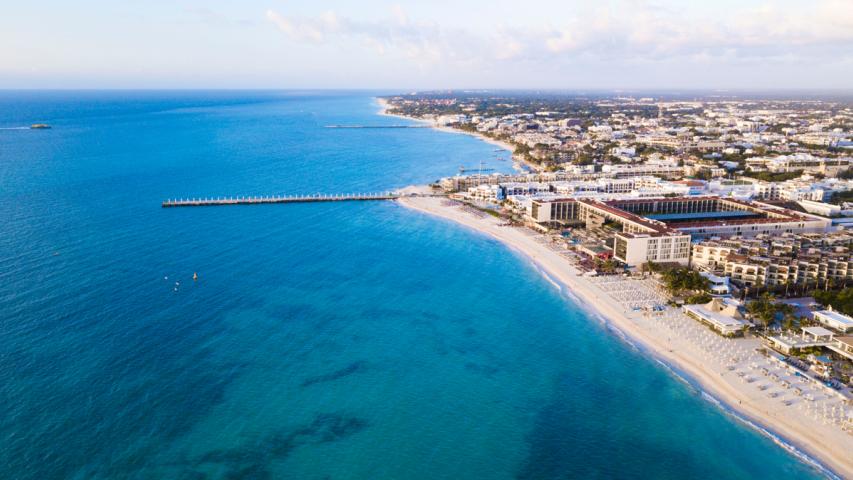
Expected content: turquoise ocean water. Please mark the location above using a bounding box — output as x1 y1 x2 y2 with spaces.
0 91 832 479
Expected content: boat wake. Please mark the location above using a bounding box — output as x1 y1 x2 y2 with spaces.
0 126 30 130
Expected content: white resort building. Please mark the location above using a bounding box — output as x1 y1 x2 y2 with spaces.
813 308 853 334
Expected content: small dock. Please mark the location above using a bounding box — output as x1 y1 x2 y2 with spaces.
162 193 399 208
459 167 496 174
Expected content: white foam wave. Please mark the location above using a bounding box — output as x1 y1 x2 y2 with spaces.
655 365 841 479
530 261 562 293
706 391 841 480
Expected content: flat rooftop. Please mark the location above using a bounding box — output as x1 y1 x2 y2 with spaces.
802 326 836 337
646 211 761 222
534 196 824 237
814 309 853 327
683 304 748 329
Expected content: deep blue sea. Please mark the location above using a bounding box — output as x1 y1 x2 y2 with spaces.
0 91 830 479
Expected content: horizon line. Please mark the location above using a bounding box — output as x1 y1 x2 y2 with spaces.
2 87 853 94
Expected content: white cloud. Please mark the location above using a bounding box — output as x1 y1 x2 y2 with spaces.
265 9 337 43
265 0 853 70
493 34 524 61
390 4 408 27
545 29 579 54
535 0 853 60
266 6 493 66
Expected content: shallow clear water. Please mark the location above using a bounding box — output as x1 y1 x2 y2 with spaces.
0 91 828 479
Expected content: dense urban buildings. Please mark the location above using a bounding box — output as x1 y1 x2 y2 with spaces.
386 92 853 429
389 92 851 271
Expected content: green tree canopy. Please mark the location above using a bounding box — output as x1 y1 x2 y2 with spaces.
813 288 853 316
661 267 710 296
746 293 795 330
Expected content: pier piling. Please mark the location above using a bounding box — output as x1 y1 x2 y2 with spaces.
161 192 401 208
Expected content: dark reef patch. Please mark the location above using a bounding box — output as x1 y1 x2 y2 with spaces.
192 413 369 478
300 360 369 388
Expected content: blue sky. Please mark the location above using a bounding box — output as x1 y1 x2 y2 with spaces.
2 0 852 89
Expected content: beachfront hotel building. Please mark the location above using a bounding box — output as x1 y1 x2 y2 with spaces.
528 197 691 266
528 196 832 267
692 232 853 290
613 231 691 266
609 197 831 240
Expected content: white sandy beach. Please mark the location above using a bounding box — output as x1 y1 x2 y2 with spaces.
398 194 853 479
376 98 535 172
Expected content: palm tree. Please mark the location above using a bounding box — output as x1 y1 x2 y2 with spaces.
644 260 660 275
747 294 771 332
748 293 791 333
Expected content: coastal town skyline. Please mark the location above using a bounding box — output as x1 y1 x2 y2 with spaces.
3 2 853 478
3 0 853 90
379 91 853 476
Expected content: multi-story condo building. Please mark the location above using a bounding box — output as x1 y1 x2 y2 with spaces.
692 232 853 289
723 177 853 203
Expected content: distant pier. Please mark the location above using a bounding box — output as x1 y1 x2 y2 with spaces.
162 192 400 208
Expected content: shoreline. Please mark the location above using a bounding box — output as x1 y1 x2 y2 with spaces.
375 97 538 172
396 194 852 480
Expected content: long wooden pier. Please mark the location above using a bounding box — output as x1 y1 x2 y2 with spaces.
162 192 399 208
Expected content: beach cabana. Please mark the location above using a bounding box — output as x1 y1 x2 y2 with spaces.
682 298 749 336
